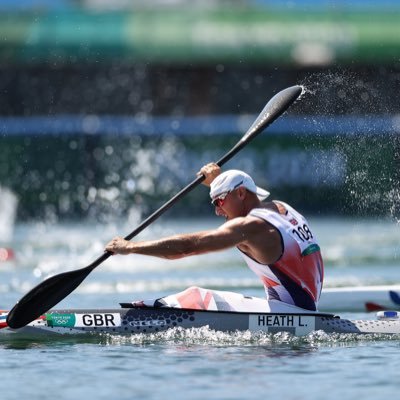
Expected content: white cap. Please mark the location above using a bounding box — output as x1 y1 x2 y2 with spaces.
210 170 270 201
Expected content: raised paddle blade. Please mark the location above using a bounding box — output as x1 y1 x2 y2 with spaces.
244 85 303 140
6 84 304 329
216 85 303 166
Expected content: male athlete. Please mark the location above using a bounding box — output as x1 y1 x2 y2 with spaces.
105 163 324 313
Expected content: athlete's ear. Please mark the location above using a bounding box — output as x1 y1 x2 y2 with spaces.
238 186 247 199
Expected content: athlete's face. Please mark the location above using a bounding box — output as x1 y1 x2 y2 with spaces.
213 187 246 220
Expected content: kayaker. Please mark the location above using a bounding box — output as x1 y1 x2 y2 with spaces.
105 163 324 313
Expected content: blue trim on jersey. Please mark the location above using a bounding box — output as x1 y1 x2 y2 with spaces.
269 265 317 311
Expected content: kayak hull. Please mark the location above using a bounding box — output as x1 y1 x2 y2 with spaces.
2 306 400 337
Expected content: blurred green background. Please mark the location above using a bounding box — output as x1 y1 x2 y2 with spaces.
0 0 399 221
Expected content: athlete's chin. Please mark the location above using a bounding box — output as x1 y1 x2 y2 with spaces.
215 210 226 218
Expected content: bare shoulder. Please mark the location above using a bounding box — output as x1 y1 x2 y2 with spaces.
218 215 276 235
259 201 287 215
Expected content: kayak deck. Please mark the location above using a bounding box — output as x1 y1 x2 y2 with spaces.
2 306 400 337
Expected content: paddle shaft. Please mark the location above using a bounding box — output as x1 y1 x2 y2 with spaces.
88 119 270 270
6 85 302 329
34 85 303 278
93 85 305 270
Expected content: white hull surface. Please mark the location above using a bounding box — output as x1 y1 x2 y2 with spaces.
319 285 400 312
2 306 400 337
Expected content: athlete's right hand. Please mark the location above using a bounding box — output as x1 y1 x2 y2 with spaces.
197 163 221 186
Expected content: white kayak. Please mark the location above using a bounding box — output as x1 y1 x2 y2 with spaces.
2 305 400 337
319 285 400 312
3 285 400 338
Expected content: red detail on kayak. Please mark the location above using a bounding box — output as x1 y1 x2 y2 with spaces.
365 302 385 312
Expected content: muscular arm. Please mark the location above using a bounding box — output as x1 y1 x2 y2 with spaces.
105 216 268 260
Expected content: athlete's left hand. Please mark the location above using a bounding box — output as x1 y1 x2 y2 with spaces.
105 237 132 255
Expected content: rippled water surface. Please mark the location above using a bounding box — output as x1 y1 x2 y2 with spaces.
1 217 400 400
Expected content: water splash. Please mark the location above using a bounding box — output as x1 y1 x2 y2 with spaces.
101 326 400 347
3 326 399 351
297 70 399 218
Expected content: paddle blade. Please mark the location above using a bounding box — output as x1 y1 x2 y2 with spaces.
217 85 303 167
6 266 92 329
244 85 303 141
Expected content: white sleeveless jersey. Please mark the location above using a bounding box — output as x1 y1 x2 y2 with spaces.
239 201 324 311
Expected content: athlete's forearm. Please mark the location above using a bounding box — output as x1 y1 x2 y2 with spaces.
106 229 241 260
128 235 202 259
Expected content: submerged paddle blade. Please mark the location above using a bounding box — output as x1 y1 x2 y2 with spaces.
6 266 92 329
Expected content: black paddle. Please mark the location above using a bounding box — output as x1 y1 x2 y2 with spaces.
6 85 303 329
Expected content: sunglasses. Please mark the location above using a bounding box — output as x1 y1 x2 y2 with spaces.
211 192 230 207
211 181 243 207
